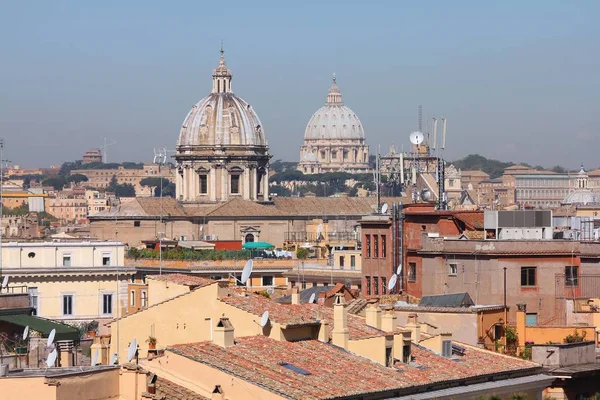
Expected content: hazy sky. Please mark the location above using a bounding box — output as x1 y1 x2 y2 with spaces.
1 1 598 169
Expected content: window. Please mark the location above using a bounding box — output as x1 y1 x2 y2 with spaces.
62 295 73 316
381 235 386 258
262 275 273 287
290 280 296 288
339 256 345 268
442 340 452 357
373 235 379 259
28 287 38 315
130 291 135 307
302 281 307 289
565 266 579 287
365 235 371 258
62 254 72 267
449 263 458 276
350 255 356 270
526 313 538 327
331 151 337 159
382 277 387 295
494 324 503 340
374 277 379 295
102 253 111 266
199 174 208 194
134 220 141 227
366 276 371 295
408 263 417 282
141 291 148 308
402 344 411 363
386 346 393 367
521 267 536 287
230 175 240 194
103 294 113 315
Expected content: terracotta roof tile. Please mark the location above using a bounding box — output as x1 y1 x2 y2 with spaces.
147 273 215 288
137 197 188 217
453 212 484 229
168 336 540 399
154 377 208 400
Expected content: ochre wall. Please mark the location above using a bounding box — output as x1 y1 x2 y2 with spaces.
0 376 56 400
55 368 120 400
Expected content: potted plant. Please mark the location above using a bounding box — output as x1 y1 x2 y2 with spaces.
146 336 157 350
87 320 99 338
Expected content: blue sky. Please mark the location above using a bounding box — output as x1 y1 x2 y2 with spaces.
1 1 598 168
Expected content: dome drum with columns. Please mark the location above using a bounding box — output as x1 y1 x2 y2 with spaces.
298 75 370 174
175 49 271 203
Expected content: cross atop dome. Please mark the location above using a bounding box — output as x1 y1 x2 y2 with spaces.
212 44 232 93
326 73 343 105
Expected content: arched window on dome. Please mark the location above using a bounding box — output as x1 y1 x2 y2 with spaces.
332 151 337 160
320 151 326 160
245 233 255 243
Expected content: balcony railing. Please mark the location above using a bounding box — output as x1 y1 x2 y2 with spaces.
285 231 358 244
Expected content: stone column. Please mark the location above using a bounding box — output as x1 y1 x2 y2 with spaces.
253 168 258 200
190 169 197 202
243 168 250 200
175 169 182 200
263 169 269 200
221 168 228 201
210 167 217 202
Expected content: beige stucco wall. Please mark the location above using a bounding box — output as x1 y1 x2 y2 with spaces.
55 368 120 400
347 335 392 366
395 310 478 345
6 274 130 323
143 351 284 400
147 278 191 306
1 241 125 269
0 376 56 400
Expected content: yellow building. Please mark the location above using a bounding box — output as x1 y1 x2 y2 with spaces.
1 241 132 327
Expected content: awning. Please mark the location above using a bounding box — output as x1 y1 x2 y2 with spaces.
0 314 80 342
242 241 275 250
178 240 215 250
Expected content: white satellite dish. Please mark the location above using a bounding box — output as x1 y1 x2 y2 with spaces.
110 353 118 365
332 230 337 236
381 203 388 214
91 350 100 366
241 259 253 284
388 274 398 292
23 325 29 341
1 276 8 289
396 265 402 275
316 224 323 235
260 311 269 327
46 349 57 368
47 329 56 347
127 338 138 362
199 225 204 232
422 189 432 201
308 293 316 304
339 245 343 250
409 131 424 145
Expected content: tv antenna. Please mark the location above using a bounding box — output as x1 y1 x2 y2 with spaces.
102 137 117 163
259 311 270 328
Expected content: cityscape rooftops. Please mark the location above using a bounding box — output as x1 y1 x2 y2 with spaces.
147 273 215 289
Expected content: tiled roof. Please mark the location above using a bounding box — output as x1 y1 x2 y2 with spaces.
397 343 538 383
137 197 188 217
453 212 484 229
147 273 215 288
206 198 288 217
282 269 361 280
168 337 540 399
219 293 383 339
272 197 377 216
461 170 490 177
154 377 208 400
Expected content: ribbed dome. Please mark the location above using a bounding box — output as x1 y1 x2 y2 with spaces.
303 76 365 140
563 189 600 205
177 49 267 148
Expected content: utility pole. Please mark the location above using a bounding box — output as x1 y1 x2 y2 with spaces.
153 148 168 275
0 139 4 280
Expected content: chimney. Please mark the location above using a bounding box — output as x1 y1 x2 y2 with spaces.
291 287 300 305
331 294 349 349
440 332 452 357
516 302 527 348
406 313 420 343
366 303 382 330
381 307 397 332
318 318 330 342
214 316 234 348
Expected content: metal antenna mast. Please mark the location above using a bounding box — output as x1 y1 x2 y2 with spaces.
153 148 168 275
417 105 423 132
102 137 117 163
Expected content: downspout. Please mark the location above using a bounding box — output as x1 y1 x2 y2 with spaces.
504 266 508 353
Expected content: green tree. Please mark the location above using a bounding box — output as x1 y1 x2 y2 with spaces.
296 248 309 260
42 176 68 190
59 160 83 176
67 174 89 185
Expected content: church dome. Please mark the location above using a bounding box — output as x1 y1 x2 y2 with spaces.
177 49 267 148
303 76 365 140
563 189 600 205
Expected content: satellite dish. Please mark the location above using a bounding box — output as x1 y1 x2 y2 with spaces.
23 325 29 341
381 203 388 214
316 224 323 235
241 259 253 284
46 349 57 368
396 265 402 275
127 338 138 362
110 353 118 365
421 189 432 201
260 311 269 327
308 293 316 304
339 245 343 250
1 276 8 289
91 350 100 366
410 131 425 145
47 329 56 347
332 230 337 236
388 274 398 291
199 225 204 232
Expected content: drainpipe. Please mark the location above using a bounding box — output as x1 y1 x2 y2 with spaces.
503 266 508 352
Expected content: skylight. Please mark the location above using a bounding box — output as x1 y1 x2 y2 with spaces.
279 362 311 376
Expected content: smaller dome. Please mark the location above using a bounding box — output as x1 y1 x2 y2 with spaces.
563 189 600 205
